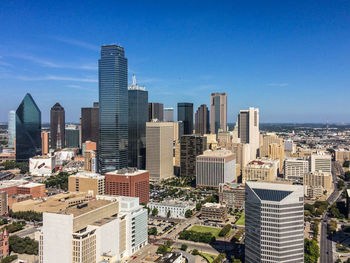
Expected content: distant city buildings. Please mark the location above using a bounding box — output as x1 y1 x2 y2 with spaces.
195 104 209 135
177 102 193 135
210 92 227 134
149 103 164 121
7 110 15 149
163 107 174 122
98 45 128 174
15 93 42 161
245 181 304 262
50 103 65 150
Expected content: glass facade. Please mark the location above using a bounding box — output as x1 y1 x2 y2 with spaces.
7 110 16 149
15 93 41 161
99 45 128 173
177 102 193 135
65 128 80 148
128 88 148 169
50 102 65 149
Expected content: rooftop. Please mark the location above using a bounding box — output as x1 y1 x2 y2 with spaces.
106 168 148 176
18 182 44 188
58 199 112 217
0 180 28 189
71 172 104 179
201 149 234 157
202 202 226 208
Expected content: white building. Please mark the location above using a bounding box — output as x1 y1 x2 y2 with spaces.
55 149 76 165
40 195 147 263
245 182 304 263
284 158 309 181
147 201 194 219
29 155 55 176
163 108 174 122
196 150 236 187
310 152 332 174
284 138 295 152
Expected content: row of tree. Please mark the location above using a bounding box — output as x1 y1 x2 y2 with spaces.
0 161 28 174
9 210 42 222
9 235 38 255
179 230 216 243
6 221 26 233
45 172 69 190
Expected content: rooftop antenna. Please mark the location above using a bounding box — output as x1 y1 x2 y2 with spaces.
132 74 136 86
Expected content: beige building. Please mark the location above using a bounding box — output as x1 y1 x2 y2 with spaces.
173 121 184 142
303 171 332 193
84 150 97 172
243 160 275 183
259 133 283 157
210 92 227 134
0 192 8 216
218 183 245 209
68 172 105 196
335 149 350 164
201 202 227 222
305 185 323 199
146 121 173 181
268 143 285 172
204 134 218 150
217 131 231 146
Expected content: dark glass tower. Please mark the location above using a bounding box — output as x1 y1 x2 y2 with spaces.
81 102 99 144
99 45 128 173
15 93 41 161
148 102 164 121
128 75 148 169
195 104 209 135
177 102 193 135
50 102 65 149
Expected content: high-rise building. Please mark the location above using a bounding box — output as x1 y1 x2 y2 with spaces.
177 102 193 135
68 172 105 196
310 152 332 174
40 196 148 263
180 135 207 177
268 143 285 172
163 108 174 122
303 171 332 193
41 131 49 155
81 102 99 144
50 103 65 150
245 182 304 263
260 133 283 158
65 125 80 148
196 150 236 187
98 45 128 174
284 158 309 181
105 168 150 203
173 121 184 142
15 93 41 161
146 121 173 181
148 103 164 121
210 93 227 134
128 74 148 169
7 111 15 149
195 104 209 135
238 107 259 160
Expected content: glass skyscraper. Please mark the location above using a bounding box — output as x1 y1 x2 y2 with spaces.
128 74 148 169
15 93 41 161
177 102 193 135
50 102 65 149
99 45 128 173
7 110 16 149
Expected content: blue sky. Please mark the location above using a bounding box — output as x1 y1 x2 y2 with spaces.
1 0 350 123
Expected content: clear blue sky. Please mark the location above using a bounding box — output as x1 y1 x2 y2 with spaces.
1 0 350 123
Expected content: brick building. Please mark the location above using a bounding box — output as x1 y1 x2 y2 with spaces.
0 229 9 258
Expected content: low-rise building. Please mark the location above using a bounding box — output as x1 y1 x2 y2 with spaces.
242 160 275 183
156 252 185 263
284 158 309 181
29 155 55 176
305 185 323 199
17 182 46 198
335 149 350 164
68 172 105 196
303 171 332 194
201 203 227 222
218 183 245 209
147 201 194 219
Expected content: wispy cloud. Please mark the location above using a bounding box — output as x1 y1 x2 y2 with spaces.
65 84 95 91
267 83 289 87
52 36 99 51
1 74 97 83
139 77 164 84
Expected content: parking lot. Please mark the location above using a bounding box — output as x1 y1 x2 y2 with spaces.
148 218 176 236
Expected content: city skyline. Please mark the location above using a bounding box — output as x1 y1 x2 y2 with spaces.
1 1 350 123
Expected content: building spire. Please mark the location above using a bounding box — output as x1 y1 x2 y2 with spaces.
132 74 136 86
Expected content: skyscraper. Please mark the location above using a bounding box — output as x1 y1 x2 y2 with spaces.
245 181 304 263
81 102 99 144
41 131 49 155
7 110 16 149
177 102 193 135
195 104 209 135
163 108 174 122
50 103 65 150
148 103 164 121
128 74 148 169
238 107 260 160
98 45 128 174
65 125 80 148
15 93 41 161
210 93 227 134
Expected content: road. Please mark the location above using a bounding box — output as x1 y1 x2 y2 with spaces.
15 226 38 238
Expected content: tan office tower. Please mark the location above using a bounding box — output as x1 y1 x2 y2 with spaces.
210 93 227 134
260 133 283 157
41 131 49 155
238 107 259 161
146 121 174 181
268 143 285 172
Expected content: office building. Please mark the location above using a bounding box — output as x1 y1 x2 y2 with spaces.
50 103 65 150
148 103 164 121
305 185 323 198
260 133 283 158
15 93 41 161
180 135 207 177
105 168 149 203
99 45 128 174
41 131 49 155
146 121 173 181
218 183 245 209
195 104 209 135
335 149 350 164
238 107 259 161
173 121 184 142
7 111 15 149
196 150 236 187
217 131 231 145
29 155 56 176
310 152 332 174
128 74 148 169
245 182 304 263
68 172 105 196
201 203 227 222
303 171 332 193
40 196 148 263
0 192 8 216
204 134 218 150
84 150 97 172
65 126 80 148
164 108 174 122
210 93 227 134
268 143 285 172
81 102 99 144
147 201 194 219
284 138 295 152
284 158 309 181
243 160 275 183
177 103 193 135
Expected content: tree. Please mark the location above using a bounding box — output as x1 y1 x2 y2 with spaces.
185 209 192 218
196 203 202 211
9 235 38 255
338 179 345 190
152 208 158 216
231 256 242 263
167 210 171 218
180 244 188 251
1 255 18 263
191 249 199 255
165 240 171 247
219 224 232 237
156 245 167 255
304 238 320 263
148 227 157 236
